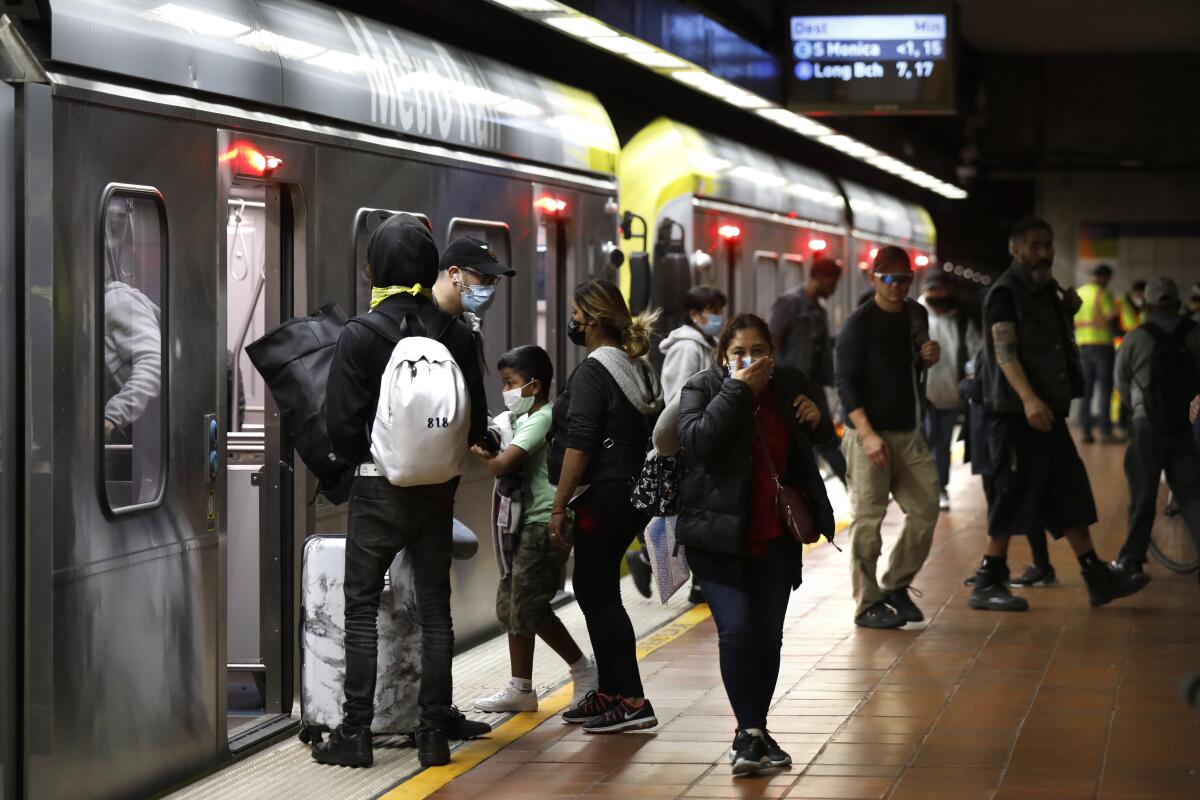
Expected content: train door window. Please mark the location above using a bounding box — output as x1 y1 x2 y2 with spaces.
536 221 549 352
98 186 168 515
446 218 512 410
352 208 432 315
752 250 779 319
780 254 805 295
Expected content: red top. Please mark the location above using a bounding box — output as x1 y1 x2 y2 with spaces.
747 390 790 557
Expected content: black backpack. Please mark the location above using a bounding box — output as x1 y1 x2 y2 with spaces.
1141 319 1200 432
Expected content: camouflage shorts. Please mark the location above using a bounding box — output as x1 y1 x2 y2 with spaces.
496 523 567 636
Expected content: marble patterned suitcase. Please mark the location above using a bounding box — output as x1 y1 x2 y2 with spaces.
298 534 421 742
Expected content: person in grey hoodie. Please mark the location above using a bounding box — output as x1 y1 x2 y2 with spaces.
659 286 726 401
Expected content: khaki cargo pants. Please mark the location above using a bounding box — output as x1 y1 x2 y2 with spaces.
843 428 940 617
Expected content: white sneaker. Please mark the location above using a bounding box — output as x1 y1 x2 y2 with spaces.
569 659 598 708
474 685 538 713
939 491 950 511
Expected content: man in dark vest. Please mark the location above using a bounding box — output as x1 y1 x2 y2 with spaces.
968 217 1151 611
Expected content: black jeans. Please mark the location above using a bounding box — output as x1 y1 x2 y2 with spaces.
342 476 458 732
687 539 793 730
1078 344 1115 437
924 407 960 490
1120 418 1200 565
571 480 648 699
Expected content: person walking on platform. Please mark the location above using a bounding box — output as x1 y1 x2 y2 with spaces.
471 345 599 715
771 257 847 485
676 313 835 775
316 215 493 768
549 280 663 734
1074 263 1121 443
968 217 1151 612
1116 279 1147 435
836 246 941 630
920 270 982 511
1113 277 1200 573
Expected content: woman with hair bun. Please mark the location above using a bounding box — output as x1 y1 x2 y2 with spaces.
548 279 664 733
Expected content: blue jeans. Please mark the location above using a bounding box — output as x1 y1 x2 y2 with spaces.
1078 345 1115 437
924 407 960 491
686 539 793 730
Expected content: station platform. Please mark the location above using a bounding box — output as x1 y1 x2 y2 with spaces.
173 441 1200 800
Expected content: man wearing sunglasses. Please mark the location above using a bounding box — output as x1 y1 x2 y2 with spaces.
836 246 942 629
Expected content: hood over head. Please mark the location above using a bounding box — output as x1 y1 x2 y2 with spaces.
367 213 438 289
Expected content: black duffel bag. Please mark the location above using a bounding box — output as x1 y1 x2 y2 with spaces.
246 302 354 504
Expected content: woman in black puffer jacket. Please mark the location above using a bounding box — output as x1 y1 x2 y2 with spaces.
677 313 835 775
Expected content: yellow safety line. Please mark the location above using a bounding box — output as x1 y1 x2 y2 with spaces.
378 604 714 800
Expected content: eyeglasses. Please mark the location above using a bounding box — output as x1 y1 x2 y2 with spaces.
874 273 913 286
462 268 500 287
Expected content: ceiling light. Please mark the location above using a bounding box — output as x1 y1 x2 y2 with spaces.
725 93 771 109
670 70 746 100
626 51 688 69
588 36 653 55
545 16 617 38
493 0 564 10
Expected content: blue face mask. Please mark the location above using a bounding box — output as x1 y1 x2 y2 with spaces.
459 281 496 316
701 313 724 338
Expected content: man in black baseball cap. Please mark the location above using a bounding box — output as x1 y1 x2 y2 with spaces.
432 235 516 321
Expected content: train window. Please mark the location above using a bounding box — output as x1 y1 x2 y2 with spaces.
352 208 432 314
98 186 168 515
753 251 780 319
780 254 805 294
446 218 513 409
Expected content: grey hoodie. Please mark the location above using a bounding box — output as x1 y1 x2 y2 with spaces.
588 346 664 415
659 324 714 402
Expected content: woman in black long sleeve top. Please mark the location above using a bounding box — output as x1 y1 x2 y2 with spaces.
548 280 663 734
677 313 835 774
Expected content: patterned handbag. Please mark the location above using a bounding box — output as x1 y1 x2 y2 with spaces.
631 452 682 517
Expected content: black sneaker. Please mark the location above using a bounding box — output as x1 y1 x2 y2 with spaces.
882 586 924 623
1010 564 1058 587
729 730 772 775
762 729 792 768
626 549 652 599
312 724 372 768
438 707 491 740
561 690 616 724
963 573 976 586
582 698 658 734
1082 560 1151 607
968 569 1028 612
854 601 907 629
415 726 450 767
1111 558 1144 575
688 581 705 604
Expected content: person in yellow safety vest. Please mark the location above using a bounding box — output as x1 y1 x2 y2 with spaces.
1116 279 1147 433
1074 263 1121 443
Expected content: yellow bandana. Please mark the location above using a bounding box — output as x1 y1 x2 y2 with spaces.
369 284 431 309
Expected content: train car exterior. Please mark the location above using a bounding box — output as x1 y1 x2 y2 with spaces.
2 1 622 797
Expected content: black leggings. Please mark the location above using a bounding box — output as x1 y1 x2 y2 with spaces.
571 480 648 698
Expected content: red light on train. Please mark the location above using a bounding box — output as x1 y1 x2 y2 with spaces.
219 143 282 176
869 247 879 260
535 195 567 214
809 238 828 251
915 254 930 267
718 224 741 241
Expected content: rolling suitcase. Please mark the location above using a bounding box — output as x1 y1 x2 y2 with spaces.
298 534 422 742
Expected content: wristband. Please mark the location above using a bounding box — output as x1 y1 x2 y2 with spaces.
551 508 567 516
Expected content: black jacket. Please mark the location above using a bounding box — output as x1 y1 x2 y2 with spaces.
548 359 652 486
676 365 836 588
325 294 488 466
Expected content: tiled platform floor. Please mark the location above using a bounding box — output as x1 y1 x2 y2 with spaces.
427 439 1200 800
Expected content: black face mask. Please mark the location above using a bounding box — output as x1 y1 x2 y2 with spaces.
925 295 957 312
567 318 588 346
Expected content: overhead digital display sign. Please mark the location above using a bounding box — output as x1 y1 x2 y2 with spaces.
784 4 955 115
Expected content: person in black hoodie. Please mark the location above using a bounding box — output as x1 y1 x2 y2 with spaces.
315 214 490 769
677 312 836 775
549 279 664 734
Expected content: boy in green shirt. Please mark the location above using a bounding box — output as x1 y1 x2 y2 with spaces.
471 346 597 712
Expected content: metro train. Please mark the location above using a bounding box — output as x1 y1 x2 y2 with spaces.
0 2 939 798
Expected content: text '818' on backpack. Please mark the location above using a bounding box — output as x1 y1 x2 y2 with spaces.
1142 319 1200 432
354 312 470 487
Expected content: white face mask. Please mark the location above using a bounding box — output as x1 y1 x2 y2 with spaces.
502 382 535 416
